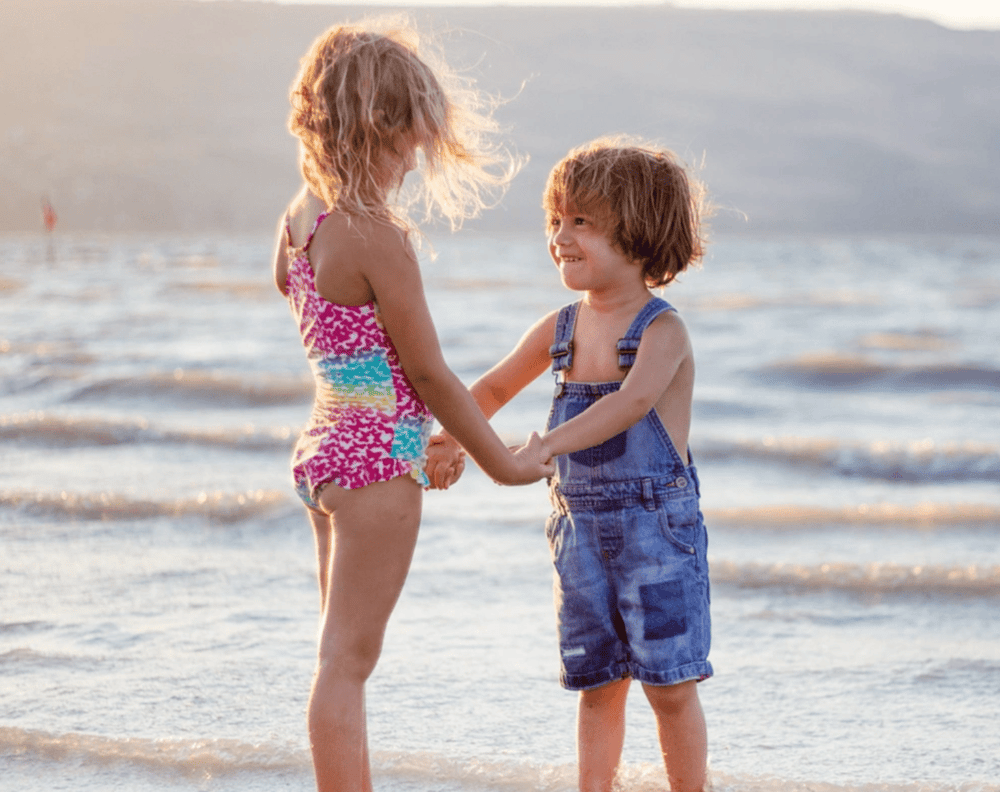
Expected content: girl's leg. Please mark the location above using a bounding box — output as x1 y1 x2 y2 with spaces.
307 476 423 792
642 680 708 792
577 677 631 792
306 503 376 791
309 506 375 788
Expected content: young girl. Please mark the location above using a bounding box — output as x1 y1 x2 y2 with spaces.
272 18 551 792
430 136 713 792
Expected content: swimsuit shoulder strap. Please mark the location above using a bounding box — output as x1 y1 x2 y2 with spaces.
285 210 332 253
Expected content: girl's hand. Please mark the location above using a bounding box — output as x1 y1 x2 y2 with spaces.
425 432 466 490
505 431 554 485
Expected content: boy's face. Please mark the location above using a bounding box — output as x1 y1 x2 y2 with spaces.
547 207 640 294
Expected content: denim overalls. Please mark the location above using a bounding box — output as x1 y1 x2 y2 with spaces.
545 297 713 690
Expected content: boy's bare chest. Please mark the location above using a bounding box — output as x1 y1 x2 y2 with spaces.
563 315 631 383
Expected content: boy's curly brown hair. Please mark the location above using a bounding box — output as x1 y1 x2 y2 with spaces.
544 136 709 287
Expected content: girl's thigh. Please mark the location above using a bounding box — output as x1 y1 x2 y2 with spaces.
317 476 423 640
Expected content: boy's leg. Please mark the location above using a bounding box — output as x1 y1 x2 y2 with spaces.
578 677 631 792
642 680 708 792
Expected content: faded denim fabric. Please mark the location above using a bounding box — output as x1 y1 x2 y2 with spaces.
545 298 713 690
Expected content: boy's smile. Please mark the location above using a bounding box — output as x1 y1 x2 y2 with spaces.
548 212 642 294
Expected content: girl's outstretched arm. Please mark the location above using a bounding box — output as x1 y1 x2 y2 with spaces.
354 219 551 486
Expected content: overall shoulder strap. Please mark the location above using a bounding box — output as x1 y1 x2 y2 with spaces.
616 297 677 370
549 301 581 374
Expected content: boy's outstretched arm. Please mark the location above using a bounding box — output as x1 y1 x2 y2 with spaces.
541 311 692 458
427 311 557 486
469 312 556 419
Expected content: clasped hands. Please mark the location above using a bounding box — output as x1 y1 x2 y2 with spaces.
425 431 553 490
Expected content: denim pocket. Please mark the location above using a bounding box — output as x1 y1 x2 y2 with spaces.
568 430 627 468
658 509 697 556
561 398 627 468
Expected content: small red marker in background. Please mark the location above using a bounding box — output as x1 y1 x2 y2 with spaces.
42 197 57 233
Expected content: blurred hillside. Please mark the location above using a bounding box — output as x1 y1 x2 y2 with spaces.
2 0 998 235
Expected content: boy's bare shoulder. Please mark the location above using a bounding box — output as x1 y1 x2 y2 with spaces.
644 308 692 351
517 308 561 353
652 306 689 330
533 307 561 333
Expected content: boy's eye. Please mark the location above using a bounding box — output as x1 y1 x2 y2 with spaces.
574 216 588 226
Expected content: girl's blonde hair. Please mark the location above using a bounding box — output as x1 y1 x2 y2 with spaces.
289 16 519 229
544 136 709 287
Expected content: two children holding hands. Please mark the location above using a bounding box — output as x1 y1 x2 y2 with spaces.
274 16 712 792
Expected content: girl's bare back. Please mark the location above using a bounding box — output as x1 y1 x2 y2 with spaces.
277 188 389 309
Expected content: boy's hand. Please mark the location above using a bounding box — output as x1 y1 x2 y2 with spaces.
425 432 466 490
507 431 554 484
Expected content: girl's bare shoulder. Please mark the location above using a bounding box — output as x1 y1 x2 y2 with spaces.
312 212 412 266
284 188 328 249
308 212 417 305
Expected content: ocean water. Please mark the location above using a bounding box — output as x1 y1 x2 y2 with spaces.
1 230 998 792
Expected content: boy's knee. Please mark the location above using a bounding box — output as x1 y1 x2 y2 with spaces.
580 678 630 710
642 678 699 714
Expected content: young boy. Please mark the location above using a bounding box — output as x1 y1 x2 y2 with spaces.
429 135 712 792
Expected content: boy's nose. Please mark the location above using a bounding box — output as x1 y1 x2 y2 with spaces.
553 224 573 244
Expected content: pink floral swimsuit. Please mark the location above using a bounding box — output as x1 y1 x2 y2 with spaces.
284 211 433 509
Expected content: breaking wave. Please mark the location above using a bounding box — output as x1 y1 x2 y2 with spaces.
758 353 1000 391
0 726 306 778
697 436 1000 482
705 502 1000 529
711 560 1000 598
66 369 311 407
3 726 995 792
0 488 289 523
0 411 295 450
